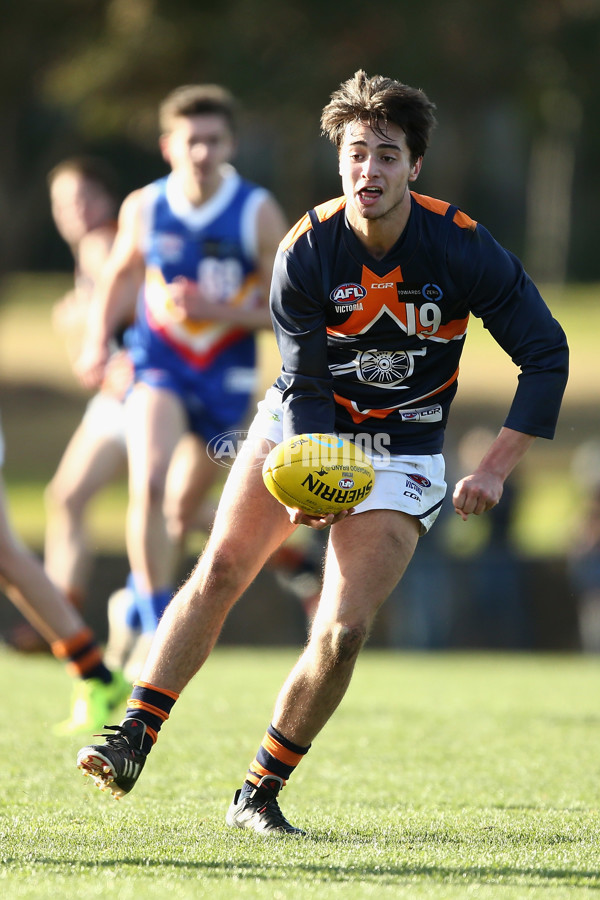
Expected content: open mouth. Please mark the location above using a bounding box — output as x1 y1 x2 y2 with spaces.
357 186 382 203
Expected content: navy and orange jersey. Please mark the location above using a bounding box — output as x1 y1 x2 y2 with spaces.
130 168 269 373
270 192 569 454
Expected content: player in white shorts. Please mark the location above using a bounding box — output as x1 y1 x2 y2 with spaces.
247 385 446 535
44 157 133 615
75 71 568 837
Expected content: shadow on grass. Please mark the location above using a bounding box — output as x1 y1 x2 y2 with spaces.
4 854 600 888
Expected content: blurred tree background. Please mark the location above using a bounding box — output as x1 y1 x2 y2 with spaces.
2 0 600 283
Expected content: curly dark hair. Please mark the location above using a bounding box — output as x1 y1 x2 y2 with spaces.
320 70 437 163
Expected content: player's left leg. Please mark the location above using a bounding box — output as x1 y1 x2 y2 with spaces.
226 508 420 834
44 417 127 609
163 432 220 544
273 508 419 740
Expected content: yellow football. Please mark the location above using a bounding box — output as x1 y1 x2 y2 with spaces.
262 433 375 516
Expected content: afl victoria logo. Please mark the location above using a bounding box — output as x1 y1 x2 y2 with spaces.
407 472 431 487
330 283 367 303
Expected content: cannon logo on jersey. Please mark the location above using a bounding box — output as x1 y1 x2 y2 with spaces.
330 348 426 388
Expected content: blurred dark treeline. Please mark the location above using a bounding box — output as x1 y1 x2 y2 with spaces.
2 0 600 283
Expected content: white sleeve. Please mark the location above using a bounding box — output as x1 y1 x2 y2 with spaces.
240 188 270 262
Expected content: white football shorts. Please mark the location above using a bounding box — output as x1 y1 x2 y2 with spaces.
81 391 128 446
246 387 447 534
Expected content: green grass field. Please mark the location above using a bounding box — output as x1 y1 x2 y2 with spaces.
2 647 600 898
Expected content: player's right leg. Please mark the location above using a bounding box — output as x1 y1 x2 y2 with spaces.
77 436 297 796
44 402 127 609
124 382 186 607
0 478 128 733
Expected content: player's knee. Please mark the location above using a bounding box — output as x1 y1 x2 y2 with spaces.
44 477 84 516
163 498 195 543
131 471 167 512
201 542 249 593
314 621 367 666
164 506 185 543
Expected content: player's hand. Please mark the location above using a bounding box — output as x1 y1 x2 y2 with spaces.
452 471 504 521
285 506 355 530
74 339 110 390
168 277 215 321
101 349 134 400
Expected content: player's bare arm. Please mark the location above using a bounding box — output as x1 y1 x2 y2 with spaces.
55 225 118 367
452 426 536 520
78 225 117 289
76 190 144 389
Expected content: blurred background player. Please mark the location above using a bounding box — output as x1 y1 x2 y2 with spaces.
568 439 600 651
76 84 288 676
42 156 220 675
43 157 135 626
6 157 131 653
0 414 128 733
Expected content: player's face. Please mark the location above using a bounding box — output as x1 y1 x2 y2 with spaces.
161 114 235 200
339 121 422 227
50 172 114 246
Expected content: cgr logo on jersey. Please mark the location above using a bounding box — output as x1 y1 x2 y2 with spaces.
330 283 366 312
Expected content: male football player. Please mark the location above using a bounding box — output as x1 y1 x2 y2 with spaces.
75 84 287 674
76 71 568 835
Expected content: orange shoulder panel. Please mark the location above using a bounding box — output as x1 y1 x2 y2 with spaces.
411 192 451 216
314 196 346 222
279 213 312 253
411 192 477 230
452 208 477 230
279 196 346 254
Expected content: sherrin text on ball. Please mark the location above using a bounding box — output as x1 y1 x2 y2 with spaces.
262 433 375 516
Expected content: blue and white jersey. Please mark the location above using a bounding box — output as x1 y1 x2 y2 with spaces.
133 166 268 371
